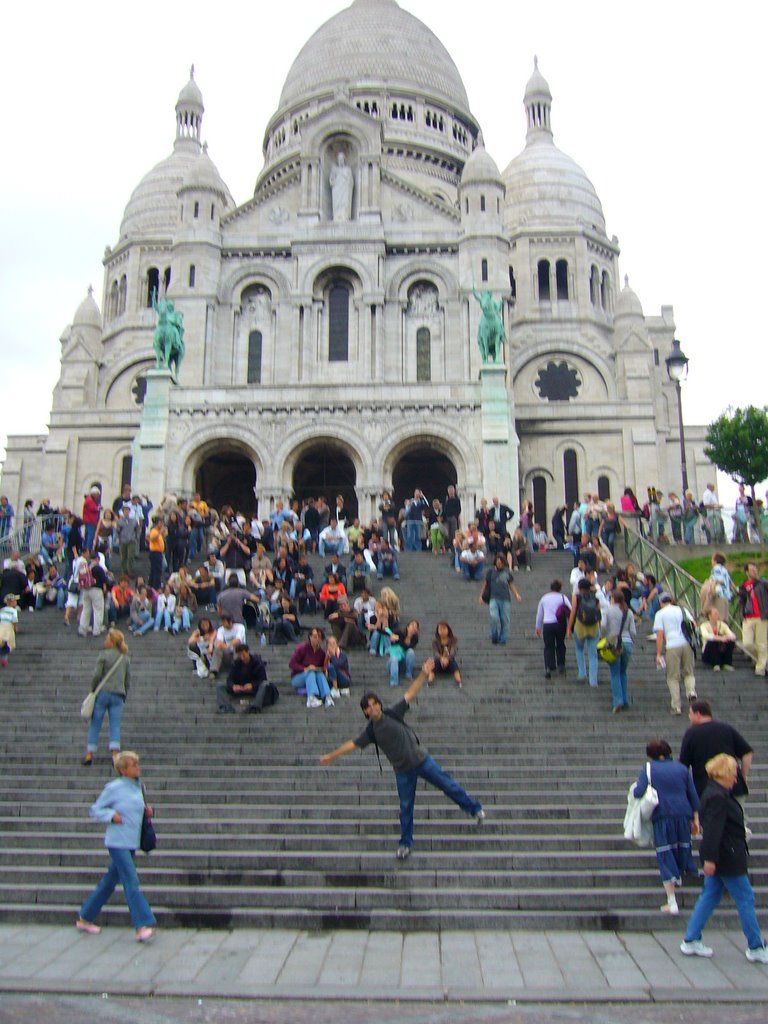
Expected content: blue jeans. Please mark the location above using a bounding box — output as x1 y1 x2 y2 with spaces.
684 873 764 951
84 523 97 551
609 641 633 708
80 847 156 929
86 690 125 753
290 670 330 699
395 754 481 849
575 632 599 685
389 649 416 686
134 610 154 635
489 598 511 644
405 520 421 551
461 561 482 580
377 557 400 579
36 589 67 610
188 524 204 560
368 630 391 657
522 526 535 558
319 539 342 557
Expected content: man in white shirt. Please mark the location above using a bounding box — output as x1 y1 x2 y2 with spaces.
569 557 586 594
701 483 724 544
209 612 247 678
319 518 347 557
654 593 697 715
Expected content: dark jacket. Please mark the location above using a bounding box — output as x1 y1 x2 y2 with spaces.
738 577 768 621
698 780 749 875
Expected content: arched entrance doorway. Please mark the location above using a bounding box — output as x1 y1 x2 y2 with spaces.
196 451 257 515
292 444 358 518
391 447 457 510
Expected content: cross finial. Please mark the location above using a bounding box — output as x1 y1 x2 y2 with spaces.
190 64 195 79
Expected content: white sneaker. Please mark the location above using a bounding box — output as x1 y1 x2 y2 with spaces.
306 695 322 708
475 809 486 825
746 945 768 964
339 688 350 696
324 695 335 708
680 939 713 958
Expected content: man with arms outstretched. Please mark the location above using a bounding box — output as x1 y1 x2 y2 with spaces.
320 658 485 859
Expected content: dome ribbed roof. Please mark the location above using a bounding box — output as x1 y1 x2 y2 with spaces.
180 147 233 202
119 148 199 240
278 0 470 114
503 138 605 233
461 143 502 185
73 287 102 330
615 276 644 319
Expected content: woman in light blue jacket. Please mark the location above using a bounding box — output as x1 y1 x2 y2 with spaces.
76 750 156 941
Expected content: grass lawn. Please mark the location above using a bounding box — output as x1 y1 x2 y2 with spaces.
679 550 768 586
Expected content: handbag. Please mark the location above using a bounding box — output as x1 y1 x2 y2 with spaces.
480 577 491 604
139 783 157 854
80 655 125 720
597 609 628 664
638 762 659 821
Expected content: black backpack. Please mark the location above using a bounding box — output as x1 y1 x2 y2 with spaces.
577 591 601 626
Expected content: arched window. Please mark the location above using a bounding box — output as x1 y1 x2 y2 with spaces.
163 267 172 291
538 260 551 302
509 267 517 301
120 456 133 490
556 259 569 301
563 449 579 507
109 280 119 319
118 276 127 315
193 201 200 218
416 327 431 382
328 283 350 362
247 330 263 384
188 265 196 288
532 476 547 532
598 476 611 501
590 265 600 306
480 194 486 212
146 268 160 307
600 271 610 311
481 258 488 283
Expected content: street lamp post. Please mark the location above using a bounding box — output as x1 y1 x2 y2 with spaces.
665 338 689 493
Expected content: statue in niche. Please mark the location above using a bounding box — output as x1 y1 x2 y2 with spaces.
329 151 354 221
243 286 271 323
151 289 185 376
407 283 439 317
472 285 505 363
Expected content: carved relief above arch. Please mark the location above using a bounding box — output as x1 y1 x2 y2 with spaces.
385 259 459 304
217 264 291 307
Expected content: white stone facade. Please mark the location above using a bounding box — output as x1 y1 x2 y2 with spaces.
0 0 711 523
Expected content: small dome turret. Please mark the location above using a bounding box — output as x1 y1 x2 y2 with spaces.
179 144 233 205
615 275 645 320
460 140 502 186
73 286 102 330
175 65 204 148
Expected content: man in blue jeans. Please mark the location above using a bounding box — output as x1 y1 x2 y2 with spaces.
320 658 485 858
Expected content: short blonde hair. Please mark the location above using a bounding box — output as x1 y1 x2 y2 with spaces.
705 753 737 780
115 750 140 774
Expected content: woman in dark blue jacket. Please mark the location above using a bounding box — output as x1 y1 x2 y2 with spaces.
680 753 768 961
634 740 699 915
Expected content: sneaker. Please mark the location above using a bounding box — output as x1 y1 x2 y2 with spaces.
396 845 411 860
475 809 486 825
306 695 323 708
661 900 679 915
339 688 350 696
745 945 768 964
713 666 721 672
324 694 335 708
680 939 713 958
723 665 734 672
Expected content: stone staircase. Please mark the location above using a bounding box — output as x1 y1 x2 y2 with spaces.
1 548 766 931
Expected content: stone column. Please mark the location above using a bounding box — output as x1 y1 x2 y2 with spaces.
480 364 520 525
132 368 174 502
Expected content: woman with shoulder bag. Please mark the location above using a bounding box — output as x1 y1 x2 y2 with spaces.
603 589 636 712
634 740 699 916
535 579 570 679
82 628 130 767
76 749 156 942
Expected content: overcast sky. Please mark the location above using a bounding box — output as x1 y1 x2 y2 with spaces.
1 0 765 500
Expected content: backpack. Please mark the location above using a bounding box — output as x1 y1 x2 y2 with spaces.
576 591 601 626
77 562 96 590
681 614 698 655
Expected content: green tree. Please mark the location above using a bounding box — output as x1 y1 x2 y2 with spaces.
705 405 768 496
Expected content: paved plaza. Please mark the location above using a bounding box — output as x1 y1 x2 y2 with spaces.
1 925 767 1006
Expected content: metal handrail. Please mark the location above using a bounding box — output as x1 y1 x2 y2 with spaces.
0 514 69 562
618 516 748 649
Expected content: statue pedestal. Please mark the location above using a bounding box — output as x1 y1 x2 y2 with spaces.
131 369 173 500
480 364 520 519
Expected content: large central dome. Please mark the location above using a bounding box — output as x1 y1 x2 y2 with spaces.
278 0 470 114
